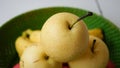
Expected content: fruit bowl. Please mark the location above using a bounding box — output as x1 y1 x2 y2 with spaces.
0 7 120 68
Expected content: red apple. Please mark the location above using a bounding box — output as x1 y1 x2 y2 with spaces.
107 60 115 68
13 63 20 68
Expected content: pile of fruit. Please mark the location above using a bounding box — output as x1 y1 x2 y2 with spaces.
14 12 115 68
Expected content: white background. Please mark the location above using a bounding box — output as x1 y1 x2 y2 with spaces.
0 0 120 28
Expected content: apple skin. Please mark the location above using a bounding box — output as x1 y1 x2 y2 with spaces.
40 12 89 62
20 45 62 68
69 35 109 68
13 63 20 68
107 60 115 68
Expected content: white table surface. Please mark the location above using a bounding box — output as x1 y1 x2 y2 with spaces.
0 0 120 28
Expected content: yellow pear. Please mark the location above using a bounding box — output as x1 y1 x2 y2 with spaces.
15 36 33 57
29 30 41 43
69 35 109 68
15 29 33 57
15 29 41 57
88 28 103 39
20 45 62 68
40 12 89 62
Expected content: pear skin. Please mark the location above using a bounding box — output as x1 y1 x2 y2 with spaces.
40 12 89 62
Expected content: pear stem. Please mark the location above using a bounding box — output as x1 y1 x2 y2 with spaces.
91 39 96 53
45 56 49 60
70 12 93 29
63 63 69 68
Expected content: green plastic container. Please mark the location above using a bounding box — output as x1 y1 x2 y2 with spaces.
0 7 120 68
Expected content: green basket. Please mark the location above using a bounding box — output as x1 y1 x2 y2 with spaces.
0 7 120 68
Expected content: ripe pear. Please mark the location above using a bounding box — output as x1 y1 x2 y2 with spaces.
69 35 109 68
88 28 103 39
29 30 41 43
20 45 62 68
15 29 41 57
15 36 33 57
22 29 41 43
40 12 89 62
